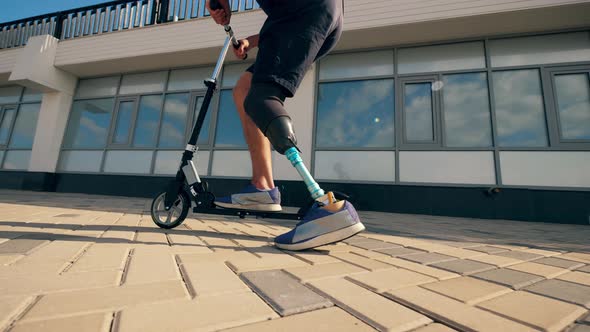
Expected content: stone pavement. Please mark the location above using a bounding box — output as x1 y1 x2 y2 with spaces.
0 189 589 332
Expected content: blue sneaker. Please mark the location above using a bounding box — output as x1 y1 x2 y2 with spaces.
215 184 282 212
274 192 365 251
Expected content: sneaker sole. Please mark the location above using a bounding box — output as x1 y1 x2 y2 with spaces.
214 201 282 212
275 222 366 251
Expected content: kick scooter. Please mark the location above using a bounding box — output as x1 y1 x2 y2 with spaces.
150 0 349 229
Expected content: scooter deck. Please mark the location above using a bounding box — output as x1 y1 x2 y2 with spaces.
192 206 302 220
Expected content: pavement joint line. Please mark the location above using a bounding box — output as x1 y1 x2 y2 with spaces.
59 242 94 274
118 249 134 286
1 295 41 332
474 300 550 331
174 255 196 299
110 311 121 332
165 233 173 247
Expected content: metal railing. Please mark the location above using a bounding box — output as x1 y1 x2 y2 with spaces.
0 0 259 49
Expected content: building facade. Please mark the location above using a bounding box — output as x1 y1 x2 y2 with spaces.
1 0 589 224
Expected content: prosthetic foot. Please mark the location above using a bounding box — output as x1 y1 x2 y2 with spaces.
265 117 365 251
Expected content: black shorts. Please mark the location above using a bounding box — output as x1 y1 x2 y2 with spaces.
246 0 343 98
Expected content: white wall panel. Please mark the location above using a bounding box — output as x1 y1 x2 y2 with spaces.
0 48 20 76
211 150 252 177
500 152 590 188
154 150 209 176
315 151 395 182
400 151 496 184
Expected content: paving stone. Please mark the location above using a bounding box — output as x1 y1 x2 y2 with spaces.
524 248 562 257
200 236 242 252
0 255 22 265
124 247 179 285
226 254 307 273
284 262 367 283
401 252 458 265
0 296 33 329
376 247 426 257
496 250 543 261
430 259 496 276
222 307 375 332
68 245 129 273
0 237 49 255
561 253 590 264
314 243 356 253
535 257 585 270
437 248 485 259
477 291 586 332
467 254 522 267
469 246 509 255
167 233 213 254
346 268 437 293
407 242 456 253
569 324 590 332
375 256 460 280
421 277 512 305
343 236 374 244
386 286 536 332
176 251 256 264
557 271 590 286
180 262 250 297
351 239 401 251
526 279 590 308
22 280 187 320
330 252 394 271
413 324 459 332
286 251 340 265
116 292 278 332
308 278 432 332
579 312 590 323
507 262 569 278
240 270 332 316
11 312 112 332
0 270 121 296
473 268 545 289
578 266 590 273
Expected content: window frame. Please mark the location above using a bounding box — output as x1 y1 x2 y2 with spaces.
543 65 590 149
0 105 19 149
108 96 139 147
399 75 441 148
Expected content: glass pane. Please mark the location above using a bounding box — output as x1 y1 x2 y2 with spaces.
154 150 210 176
319 50 394 80
398 42 485 74
119 71 167 95
112 101 135 144
23 88 43 102
0 151 4 166
222 63 251 88
214 90 246 147
58 150 103 172
404 83 434 142
0 107 17 145
103 150 153 174
2 150 31 170
211 150 251 177
9 104 41 149
494 70 548 147
193 96 211 145
314 151 396 182
64 99 115 148
159 93 189 148
75 76 119 99
316 80 395 148
554 74 590 140
0 86 22 104
490 32 590 67
21 88 43 103
168 67 214 91
443 73 493 147
133 95 162 147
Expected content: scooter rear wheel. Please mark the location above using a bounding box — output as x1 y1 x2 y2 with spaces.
151 190 190 229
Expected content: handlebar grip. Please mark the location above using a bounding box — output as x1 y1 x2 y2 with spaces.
209 0 222 10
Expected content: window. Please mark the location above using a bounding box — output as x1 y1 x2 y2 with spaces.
158 93 190 148
316 79 395 148
551 71 590 141
402 80 437 143
63 99 115 148
493 69 548 147
133 95 163 147
398 42 485 74
214 90 246 148
319 50 394 80
0 86 42 170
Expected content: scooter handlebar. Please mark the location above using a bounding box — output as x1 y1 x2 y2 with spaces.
209 0 222 10
208 0 248 60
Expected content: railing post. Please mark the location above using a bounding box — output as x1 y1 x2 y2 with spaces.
53 12 64 39
149 0 158 25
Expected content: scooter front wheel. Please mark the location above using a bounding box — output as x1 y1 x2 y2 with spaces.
151 190 190 229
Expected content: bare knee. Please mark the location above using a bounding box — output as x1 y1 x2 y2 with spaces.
233 72 252 107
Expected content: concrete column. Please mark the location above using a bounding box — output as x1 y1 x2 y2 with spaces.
272 65 316 181
29 91 74 172
7 34 78 173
